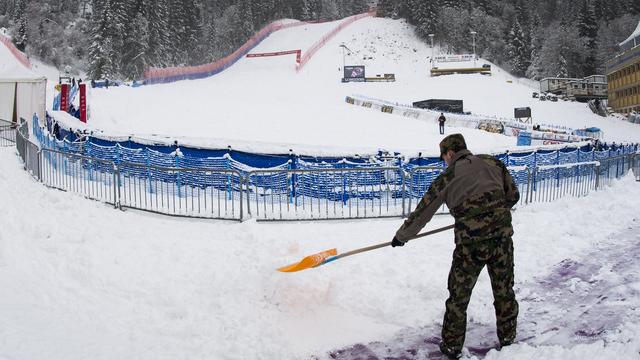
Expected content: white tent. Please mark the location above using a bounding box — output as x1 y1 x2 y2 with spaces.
0 38 46 124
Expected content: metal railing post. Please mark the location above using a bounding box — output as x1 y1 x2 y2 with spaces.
246 172 252 217
525 167 531 204
401 170 406 217
114 164 121 209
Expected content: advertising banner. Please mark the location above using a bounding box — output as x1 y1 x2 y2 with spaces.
434 54 476 63
343 65 366 82
79 84 87 123
59 84 69 113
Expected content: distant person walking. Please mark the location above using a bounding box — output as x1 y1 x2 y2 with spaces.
438 113 446 134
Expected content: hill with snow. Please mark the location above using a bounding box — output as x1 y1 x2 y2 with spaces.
2 13 640 360
75 17 640 158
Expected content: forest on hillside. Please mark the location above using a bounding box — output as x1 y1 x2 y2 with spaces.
1 0 639 81
378 0 640 79
0 0 369 79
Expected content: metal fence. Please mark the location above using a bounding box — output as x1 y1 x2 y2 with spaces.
528 162 599 203
118 161 243 220
407 166 448 213
15 119 40 179
633 154 640 181
246 167 406 220
0 119 16 147
13 120 640 222
597 155 635 187
40 148 119 206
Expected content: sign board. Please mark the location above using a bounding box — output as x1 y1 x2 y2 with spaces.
517 131 532 146
59 84 69 113
343 65 366 82
514 107 531 118
79 84 87 123
434 54 476 63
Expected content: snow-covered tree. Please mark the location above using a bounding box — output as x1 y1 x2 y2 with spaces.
526 13 543 79
13 0 28 51
578 0 599 75
145 0 172 68
87 0 119 79
506 19 530 76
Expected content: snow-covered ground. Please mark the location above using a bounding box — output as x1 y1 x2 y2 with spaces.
2 12 640 360
1 146 639 360
79 17 640 157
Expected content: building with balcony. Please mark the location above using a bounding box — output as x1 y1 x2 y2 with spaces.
606 21 640 114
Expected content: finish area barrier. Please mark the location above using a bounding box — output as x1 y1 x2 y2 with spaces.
246 50 301 64
16 116 640 222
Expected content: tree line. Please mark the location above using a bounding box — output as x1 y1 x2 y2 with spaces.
378 0 640 79
1 0 369 80
2 0 639 80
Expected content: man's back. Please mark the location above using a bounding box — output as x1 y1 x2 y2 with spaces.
443 152 519 244
395 149 519 245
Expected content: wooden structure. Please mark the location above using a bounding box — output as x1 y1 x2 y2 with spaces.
430 65 491 77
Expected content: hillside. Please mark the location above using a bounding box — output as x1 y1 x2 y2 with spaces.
75 17 640 158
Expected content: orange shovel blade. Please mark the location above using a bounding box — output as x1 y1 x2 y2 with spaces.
277 248 338 273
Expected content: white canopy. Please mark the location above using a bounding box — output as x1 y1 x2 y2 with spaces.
0 39 46 123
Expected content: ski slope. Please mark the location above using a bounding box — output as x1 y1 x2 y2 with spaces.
82 17 640 158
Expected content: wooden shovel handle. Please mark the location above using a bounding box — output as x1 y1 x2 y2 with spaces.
330 224 455 261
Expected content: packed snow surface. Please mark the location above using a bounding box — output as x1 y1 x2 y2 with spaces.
81 17 640 156
2 12 640 360
1 147 639 359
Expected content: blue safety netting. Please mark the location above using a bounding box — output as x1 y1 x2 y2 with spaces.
33 113 639 202
404 157 444 198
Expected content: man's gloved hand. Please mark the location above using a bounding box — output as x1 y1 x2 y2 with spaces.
391 236 405 247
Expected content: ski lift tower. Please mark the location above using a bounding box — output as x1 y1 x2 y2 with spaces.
470 31 477 67
428 34 435 69
340 43 353 70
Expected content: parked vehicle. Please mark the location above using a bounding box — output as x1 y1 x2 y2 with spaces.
532 92 539 98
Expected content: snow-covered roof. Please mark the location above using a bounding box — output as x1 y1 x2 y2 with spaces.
619 20 640 47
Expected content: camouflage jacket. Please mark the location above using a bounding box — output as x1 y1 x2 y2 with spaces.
396 150 520 245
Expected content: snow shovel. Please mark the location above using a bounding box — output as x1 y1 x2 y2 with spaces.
277 224 455 273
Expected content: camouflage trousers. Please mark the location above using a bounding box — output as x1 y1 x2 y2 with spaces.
441 236 518 352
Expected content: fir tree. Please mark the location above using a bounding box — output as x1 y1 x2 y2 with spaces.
578 0 598 75
120 12 149 79
87 0 118 79
403 0 439 40
145 0 172 68
377 0 401 18
13 0 28 51
506 19 530 76
526 13 543 79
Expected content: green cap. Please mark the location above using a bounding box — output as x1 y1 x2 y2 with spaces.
439 133 467 158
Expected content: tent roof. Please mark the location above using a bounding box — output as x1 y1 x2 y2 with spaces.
620 20 640 47
0 39 45 82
